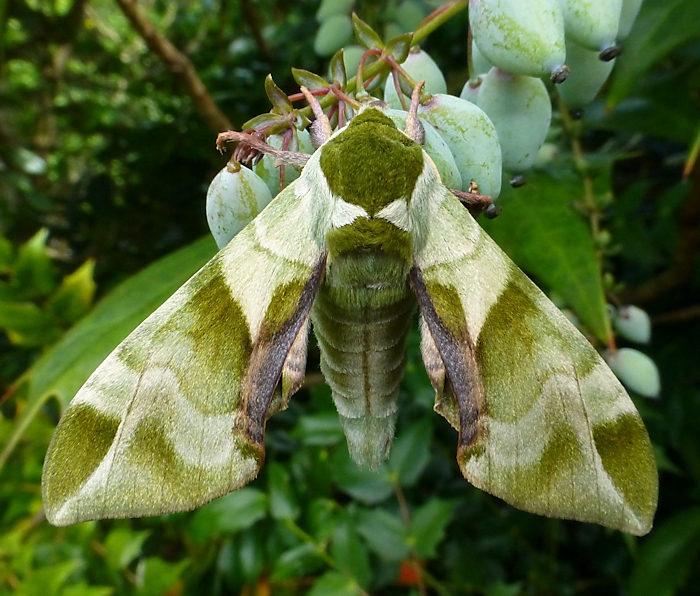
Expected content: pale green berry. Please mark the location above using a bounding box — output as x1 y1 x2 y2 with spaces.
605 348 660 398
314 14 354 57
557 38 615 108
469 0 567 79
613 305 651 344
559 0 622 52
206 164 272 249
418 93 502 197
618 0 644 39
477 68 552 173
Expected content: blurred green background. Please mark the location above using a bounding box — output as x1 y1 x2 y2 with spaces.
1 0 700 594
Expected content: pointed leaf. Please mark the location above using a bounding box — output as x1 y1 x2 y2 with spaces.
188 488 268 540
271 543 325 581
135 557 187 596
331 517 372 588
47 259 96 323
332 445 393 504
357 508 409 561
629 508 700 596
386 33 413 64
480 172 612 343
292 68 329 92
608 0 700 106
14 228 56 297
387 419 432 486
0 237 216 469
308 572 364 596
265 74 293 114
351 13 383 50
330 49 348 88
409 499 455 559
241 112 285 131
268 461 301 521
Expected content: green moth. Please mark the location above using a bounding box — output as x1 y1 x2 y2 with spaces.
42 99 658 535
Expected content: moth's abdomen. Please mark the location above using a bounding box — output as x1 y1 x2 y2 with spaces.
311 250 416 469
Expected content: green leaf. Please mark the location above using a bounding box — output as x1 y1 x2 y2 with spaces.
0 236 216 468
351 14 383 50
104 528 150 571
332 445 393 504
307 571 364 596
0 235 13 270
47 260 96 324
481 172 612 343
61 585 114 596
292 68 329 92
14 228 55 297
409 499 455 559
188 488 268 541
485 581 523 596
270 543 325 581
236 532 265 582
387 419 432 486
608 0 700 106
385 32 413 64
292 412 344 446
265 74 293 114
629 508 700 596
331 517 372 588
0 301 53 334
17 560 79 596
330 49 348 88
268 461 300 521
357 508 409 561
241 112 285 131
308 498 343 542
134 557 187 596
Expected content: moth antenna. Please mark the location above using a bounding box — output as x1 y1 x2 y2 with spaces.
405 80 425 145
300 86 332 148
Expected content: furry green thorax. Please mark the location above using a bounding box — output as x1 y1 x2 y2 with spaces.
319 109 424 214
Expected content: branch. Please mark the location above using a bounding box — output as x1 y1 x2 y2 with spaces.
113 0 232 133
620 159 700 304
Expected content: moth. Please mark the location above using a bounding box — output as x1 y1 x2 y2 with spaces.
42 90 658 535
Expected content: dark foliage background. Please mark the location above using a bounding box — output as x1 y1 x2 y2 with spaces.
1 1 699 594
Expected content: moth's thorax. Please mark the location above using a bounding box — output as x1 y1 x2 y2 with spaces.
318 109 424 263
319 109 425 216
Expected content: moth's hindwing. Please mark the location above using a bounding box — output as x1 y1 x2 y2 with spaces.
411 187 658 536
42 183 325 526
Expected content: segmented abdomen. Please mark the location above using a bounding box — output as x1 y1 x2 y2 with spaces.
311 255 416 468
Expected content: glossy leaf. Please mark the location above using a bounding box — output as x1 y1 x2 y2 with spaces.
481 172 612 343
188 488 268 541
265 74 293 113
629 509 700 596
331 517 372 588
0 237 216 468
409 499 455 558
351 14 383 50
607 0 700 106
292 68 329 92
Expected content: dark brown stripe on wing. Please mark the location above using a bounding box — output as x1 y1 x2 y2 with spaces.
242 255 327 445
409 267 485 453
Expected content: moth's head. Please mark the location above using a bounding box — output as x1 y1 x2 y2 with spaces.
318 106 425 216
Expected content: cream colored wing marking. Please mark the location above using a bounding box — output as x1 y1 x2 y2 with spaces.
411 188 658 535
43 182 326 526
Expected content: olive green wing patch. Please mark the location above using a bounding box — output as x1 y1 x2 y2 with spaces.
412 188 658 535
42 183 326 526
